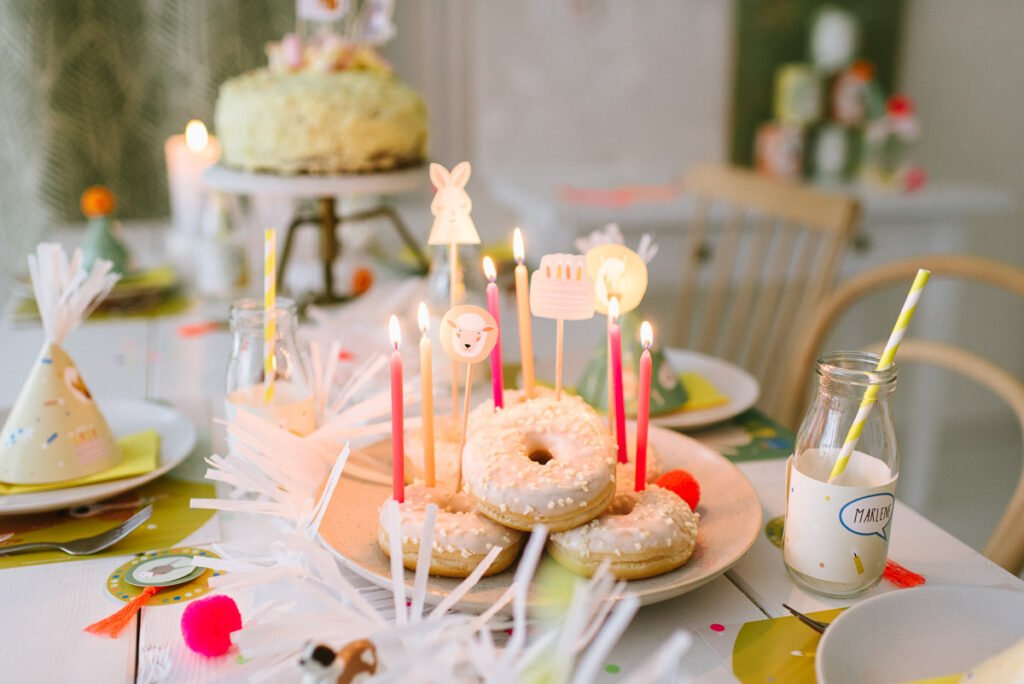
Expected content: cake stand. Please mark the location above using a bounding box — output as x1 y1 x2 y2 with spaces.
204 164 430 304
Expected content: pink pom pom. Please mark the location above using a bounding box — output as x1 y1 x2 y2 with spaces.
181 595 242 657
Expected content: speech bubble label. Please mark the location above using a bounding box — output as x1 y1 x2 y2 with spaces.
439 305 498 365
839 492 895 540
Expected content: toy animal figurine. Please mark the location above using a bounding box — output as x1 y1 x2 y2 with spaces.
80 186 130 274
299 640 378 684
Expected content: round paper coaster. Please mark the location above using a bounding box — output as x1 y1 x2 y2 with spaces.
106 547 222 606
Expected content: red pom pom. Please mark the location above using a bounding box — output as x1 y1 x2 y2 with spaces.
181 595 242 657
656 469 701 510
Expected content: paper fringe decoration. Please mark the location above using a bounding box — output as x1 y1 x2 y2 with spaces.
574 223 659 265
29 243 120 345
190 397 693 682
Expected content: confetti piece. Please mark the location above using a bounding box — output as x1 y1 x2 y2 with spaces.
46 433 58 444
604 663 621 674
710 623 725 632
853 552 865 575
883 559 925 588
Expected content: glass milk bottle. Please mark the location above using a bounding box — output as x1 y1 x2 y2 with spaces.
783 351 898 597
225 297 316 437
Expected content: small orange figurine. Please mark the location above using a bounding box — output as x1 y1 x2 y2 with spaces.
80 185 129 274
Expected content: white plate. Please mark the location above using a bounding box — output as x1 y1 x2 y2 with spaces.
652 349 760 430
319 425 762 614
0 398 197 515
817 585 1024 684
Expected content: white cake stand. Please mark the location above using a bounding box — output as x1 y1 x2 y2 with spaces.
204 164 430 303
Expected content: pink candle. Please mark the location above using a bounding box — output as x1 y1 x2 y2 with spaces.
609 298 628 464
636 321 654 491
388 315 405 503
483 256 504 409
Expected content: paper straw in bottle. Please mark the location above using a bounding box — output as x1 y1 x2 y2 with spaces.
828 268 931 482
263 228 276 404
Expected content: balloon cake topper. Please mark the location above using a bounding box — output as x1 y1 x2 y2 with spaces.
439 305 498 365
585 244 648 316
428 162 481 246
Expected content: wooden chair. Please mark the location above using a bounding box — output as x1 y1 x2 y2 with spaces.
783 255 1024 574
672 165 860 415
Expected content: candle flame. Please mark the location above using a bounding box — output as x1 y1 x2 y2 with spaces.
513 228 525 264
417 302 430 336
609 296 620 323
185 119 209 151
483 255 497 282
641 321 653 349
389 315 402 349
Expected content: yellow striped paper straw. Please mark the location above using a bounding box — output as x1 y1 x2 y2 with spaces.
828 268 931 482
264 228 277 404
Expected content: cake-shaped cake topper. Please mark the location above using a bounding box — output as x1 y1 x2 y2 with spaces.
427 162 480 246
0 244 122 484
529 254 595 321
585 243 648 316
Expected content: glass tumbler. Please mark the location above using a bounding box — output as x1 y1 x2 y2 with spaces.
225 297 315 437
783 351 899 598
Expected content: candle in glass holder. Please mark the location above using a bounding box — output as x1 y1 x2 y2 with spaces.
165 119 220 237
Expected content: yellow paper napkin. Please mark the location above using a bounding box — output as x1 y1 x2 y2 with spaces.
679 372 730 412
0 429 160 495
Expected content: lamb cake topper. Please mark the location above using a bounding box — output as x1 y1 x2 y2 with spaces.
439 304 497 489
0 243 122 484
439 305 498 365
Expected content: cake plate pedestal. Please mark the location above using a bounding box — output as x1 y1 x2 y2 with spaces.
203 164 430 304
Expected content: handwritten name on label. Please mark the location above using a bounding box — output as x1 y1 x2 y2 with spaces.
839 493 895 540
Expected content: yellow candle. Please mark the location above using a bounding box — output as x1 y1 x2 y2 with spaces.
512 228 535 396
418 302 435 487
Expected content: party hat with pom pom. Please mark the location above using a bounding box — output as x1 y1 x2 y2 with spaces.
0 244 122 484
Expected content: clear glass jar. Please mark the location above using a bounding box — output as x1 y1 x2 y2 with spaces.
225 297 316 437
783 351 899 597
425 243 486 312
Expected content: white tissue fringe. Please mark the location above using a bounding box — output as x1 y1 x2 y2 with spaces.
189 391 692 682
28 243 120 345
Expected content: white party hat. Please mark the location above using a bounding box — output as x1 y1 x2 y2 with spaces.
0 244 121 484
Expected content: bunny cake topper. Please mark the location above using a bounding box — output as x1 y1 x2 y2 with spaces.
0 243 123 484
428 162 480 246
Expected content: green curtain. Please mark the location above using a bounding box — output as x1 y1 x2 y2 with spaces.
0 0 293 275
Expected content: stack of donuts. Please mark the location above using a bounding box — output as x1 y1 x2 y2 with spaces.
378 390 700 580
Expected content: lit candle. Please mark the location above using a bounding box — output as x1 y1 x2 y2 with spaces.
609 297 628 464
512 228 535 396
418 302 435 487
636 321 653 491
165 119 220 238
389 315 405 503
483 256 504 410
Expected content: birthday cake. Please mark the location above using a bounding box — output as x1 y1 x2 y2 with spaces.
214 35 428 175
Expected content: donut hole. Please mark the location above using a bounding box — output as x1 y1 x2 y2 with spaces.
528 449 554 466
608 495 637 516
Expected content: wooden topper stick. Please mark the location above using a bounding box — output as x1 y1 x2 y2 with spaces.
456 363 474 492
555 318 565 401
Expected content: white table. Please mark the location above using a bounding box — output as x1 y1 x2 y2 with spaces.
1 308 1021 683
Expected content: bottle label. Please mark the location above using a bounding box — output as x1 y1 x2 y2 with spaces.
783 455 897 584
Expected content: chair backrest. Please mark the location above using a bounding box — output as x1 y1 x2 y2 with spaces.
672 165 860 414
784 255 1024 574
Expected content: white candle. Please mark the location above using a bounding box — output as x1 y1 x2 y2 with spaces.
165 119 220 238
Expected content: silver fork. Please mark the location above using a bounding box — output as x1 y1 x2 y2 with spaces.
0 505 153 556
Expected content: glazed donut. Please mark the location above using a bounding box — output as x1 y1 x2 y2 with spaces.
378 483 524 578
403 415 462 490
462 394 617 532
547 485 699 579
